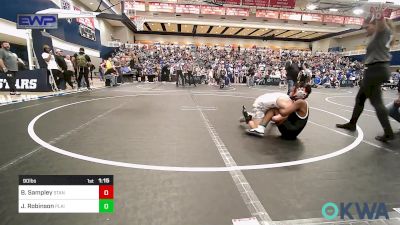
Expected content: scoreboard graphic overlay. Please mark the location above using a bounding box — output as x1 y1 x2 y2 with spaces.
18 175 114 213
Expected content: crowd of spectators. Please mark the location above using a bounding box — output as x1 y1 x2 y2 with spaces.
99 44 371 88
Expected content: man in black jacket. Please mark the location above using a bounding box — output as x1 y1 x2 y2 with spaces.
161 64 169 81
285 58 300 95
55 49 73 89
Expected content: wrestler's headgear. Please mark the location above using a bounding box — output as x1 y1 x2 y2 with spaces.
291 82 312 100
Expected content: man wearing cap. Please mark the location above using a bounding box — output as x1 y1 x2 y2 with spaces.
0 41 20 95
73 47 92 90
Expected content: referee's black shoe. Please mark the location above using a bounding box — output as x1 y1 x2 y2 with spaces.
336 122 356 131
375 134 395 142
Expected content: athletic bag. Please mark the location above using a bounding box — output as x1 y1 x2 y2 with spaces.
76 54 88 68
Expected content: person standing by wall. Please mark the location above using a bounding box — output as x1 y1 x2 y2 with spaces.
42 45 63 90
0 41 20 95
54 49 72 90
64 55 76 89
74 48 92 90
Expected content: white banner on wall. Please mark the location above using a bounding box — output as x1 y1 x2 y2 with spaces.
73 6 95 29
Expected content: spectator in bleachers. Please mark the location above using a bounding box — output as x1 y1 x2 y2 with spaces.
120 61 132 75
387 77 400 125
104 44 366 91
105 57 113 74
104 57 119 87
388 97 400 124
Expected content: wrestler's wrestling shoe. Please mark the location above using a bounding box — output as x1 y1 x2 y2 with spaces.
242 105 252 123
239 114 255 123
246 126 265 137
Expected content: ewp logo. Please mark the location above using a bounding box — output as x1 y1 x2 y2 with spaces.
322 202 389 220
17 14 58 29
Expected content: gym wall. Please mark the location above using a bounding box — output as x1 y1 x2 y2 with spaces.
134 34 311 50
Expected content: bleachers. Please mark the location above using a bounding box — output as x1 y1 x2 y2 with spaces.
101 43 365 89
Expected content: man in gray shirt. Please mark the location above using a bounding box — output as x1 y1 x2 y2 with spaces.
336 15 395 142
0 41 20 95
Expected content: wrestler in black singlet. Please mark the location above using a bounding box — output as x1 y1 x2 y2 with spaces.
277 103 309 139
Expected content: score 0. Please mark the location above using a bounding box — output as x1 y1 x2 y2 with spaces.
99 185 114 213
99 185 113 199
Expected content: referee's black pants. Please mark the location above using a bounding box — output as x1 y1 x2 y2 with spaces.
349 62 393 136
3 71 17 92
50 69 65 90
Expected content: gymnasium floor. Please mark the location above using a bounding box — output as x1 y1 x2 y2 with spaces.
1 83 400 225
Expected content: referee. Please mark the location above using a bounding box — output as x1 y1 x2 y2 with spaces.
337 11 395 142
